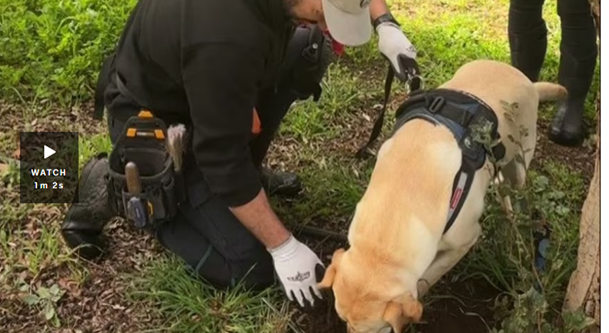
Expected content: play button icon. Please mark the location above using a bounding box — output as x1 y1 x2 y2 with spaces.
44 145 56 159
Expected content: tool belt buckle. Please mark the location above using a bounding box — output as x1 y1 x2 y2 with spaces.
107 110 180 229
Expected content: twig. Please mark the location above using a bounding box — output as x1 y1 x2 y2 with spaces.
293 225 348 243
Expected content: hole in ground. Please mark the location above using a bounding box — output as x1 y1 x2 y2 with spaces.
286 231 501 333
293 277 500 333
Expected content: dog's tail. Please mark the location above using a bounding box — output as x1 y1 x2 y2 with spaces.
534 82 568 102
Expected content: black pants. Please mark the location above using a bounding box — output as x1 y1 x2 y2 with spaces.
508 0 597 93
104 25 333 291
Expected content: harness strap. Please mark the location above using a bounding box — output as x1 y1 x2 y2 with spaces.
444 160 476 234
358 74 507 235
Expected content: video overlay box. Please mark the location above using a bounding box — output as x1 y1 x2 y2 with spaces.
20 132 79 204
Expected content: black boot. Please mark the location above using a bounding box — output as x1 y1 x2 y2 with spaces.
548 54 596 146
61 153 118 260
260 167 302 197
549 0 598 147
508 24 548 82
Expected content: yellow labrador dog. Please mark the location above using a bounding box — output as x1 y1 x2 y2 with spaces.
317 60 567 333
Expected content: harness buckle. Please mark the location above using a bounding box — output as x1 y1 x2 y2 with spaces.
428 96 446 114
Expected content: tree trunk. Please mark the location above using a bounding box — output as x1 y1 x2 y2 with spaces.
562 0 600 331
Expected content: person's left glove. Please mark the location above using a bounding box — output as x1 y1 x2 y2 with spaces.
377 21 419 83
269 234 325 307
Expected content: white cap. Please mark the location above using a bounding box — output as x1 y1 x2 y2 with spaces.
321 0 373 46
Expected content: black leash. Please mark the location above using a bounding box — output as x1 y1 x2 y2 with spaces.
355 62 422 159
355 64 395 158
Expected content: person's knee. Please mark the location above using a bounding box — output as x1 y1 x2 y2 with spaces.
557 0 595 18
163 236 275 291
557 0 597 56
156 219 276 291
511 0 546 9
193 245 276 292
229 251 276 291
282 25 334 101
508 0 546 33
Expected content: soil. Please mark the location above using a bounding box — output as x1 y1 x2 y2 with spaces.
533 120 596 186
295 273 501 333
286 233 502 333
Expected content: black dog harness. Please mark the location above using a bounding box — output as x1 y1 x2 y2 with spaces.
357 67 506 234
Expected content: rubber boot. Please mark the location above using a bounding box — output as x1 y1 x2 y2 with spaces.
508 24 548 82
61 153 118 260
260 167 302 197
548 53 597 146
548 4 598 146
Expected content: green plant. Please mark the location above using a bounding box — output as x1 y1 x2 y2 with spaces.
19 282 66 327
126 255 299 333
463 101 594 332
0 0 137 105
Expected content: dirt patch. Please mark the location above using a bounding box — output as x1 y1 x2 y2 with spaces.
1 210 165 333
288 234 501 333
532 120 596 185
300 276 501 333
412 278 499 333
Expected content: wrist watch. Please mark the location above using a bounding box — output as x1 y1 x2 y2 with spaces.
372 13 401 29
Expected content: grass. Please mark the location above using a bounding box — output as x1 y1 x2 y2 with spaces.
126 257 298 333
0 0 599 332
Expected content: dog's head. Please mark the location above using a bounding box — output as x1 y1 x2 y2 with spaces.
318 248 423 333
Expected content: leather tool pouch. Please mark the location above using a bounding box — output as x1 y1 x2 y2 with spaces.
107 111 179 228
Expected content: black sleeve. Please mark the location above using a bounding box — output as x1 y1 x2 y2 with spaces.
181 42 264 207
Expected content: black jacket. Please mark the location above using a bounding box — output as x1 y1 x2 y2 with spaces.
111 0 295 207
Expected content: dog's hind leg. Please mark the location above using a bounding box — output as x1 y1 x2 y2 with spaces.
493 170 516 219
416 222 482 298
494 126 537 218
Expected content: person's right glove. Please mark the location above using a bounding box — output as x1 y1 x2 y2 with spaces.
268 234 325 307
377 20 419 83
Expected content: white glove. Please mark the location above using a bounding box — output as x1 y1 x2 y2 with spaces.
377 22 419 82
269 234 324 307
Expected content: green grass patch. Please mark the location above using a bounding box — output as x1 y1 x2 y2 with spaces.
126 255 298 333
273 156 372 225
77 132 112 166
280 62 371 141
0 0 137 105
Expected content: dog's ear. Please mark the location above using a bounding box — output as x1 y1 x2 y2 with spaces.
382 294 423 332
317 248 345 289
383 300 406 333
402 296 423 323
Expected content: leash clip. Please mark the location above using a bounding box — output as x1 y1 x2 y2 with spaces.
406 73 424 95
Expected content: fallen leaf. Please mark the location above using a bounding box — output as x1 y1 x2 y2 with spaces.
21 294 39 306
44 302 56 320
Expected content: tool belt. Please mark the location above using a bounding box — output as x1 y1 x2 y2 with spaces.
107 110 182 229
